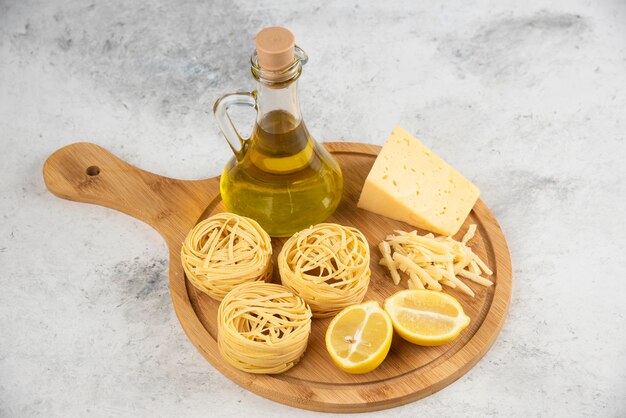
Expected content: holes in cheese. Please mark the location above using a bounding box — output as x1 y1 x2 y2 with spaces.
357 126 480 236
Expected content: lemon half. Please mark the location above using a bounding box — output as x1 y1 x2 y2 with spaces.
325 301 393 374
384 290 470 346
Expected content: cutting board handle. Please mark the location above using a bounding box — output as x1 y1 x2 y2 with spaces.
43 142 220 246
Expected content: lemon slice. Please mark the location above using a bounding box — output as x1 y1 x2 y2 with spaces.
384 290 470 346
325 301 393 374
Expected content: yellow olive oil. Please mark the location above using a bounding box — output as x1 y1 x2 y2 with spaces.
220 110 343 237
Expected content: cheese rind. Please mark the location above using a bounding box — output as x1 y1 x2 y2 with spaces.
357 126 479 236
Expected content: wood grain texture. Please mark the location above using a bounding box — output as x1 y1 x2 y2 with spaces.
43 142 512 413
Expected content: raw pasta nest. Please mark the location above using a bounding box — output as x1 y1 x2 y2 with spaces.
181 212 272 301
218 282 312 374
278 223 370 318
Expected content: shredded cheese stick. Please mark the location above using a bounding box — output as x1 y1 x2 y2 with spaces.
441 269 475 297
379 241 401 285
440 279 457 288
469 260 481 275
473 253 493 276
459 269 494 287
378 224 493 298
408 272 425 290
393 253 442 291
462 224 477 244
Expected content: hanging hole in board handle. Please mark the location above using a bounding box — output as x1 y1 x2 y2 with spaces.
86 165 100 176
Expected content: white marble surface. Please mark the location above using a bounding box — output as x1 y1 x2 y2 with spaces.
1 0 625 416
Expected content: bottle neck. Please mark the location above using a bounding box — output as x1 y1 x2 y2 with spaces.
255 79 302 133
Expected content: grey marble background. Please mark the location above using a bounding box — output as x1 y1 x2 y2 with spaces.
1 0 625 416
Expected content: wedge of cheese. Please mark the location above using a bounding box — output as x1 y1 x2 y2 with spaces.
357 126 479 236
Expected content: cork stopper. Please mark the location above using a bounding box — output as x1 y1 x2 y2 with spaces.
255 27 296 72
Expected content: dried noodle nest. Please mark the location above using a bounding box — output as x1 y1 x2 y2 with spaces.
278 223 370 318
181 212 272 301
217 281 312 374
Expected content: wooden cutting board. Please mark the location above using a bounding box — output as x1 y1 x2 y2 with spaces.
43 142 512 413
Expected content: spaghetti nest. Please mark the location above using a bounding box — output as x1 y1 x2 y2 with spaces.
181 213 272 301
278 223 370 318
218 282 312 374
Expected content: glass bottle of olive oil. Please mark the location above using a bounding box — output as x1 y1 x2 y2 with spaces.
213 27 343 237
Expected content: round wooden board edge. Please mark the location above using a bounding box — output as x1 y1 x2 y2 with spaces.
167 142 513 413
